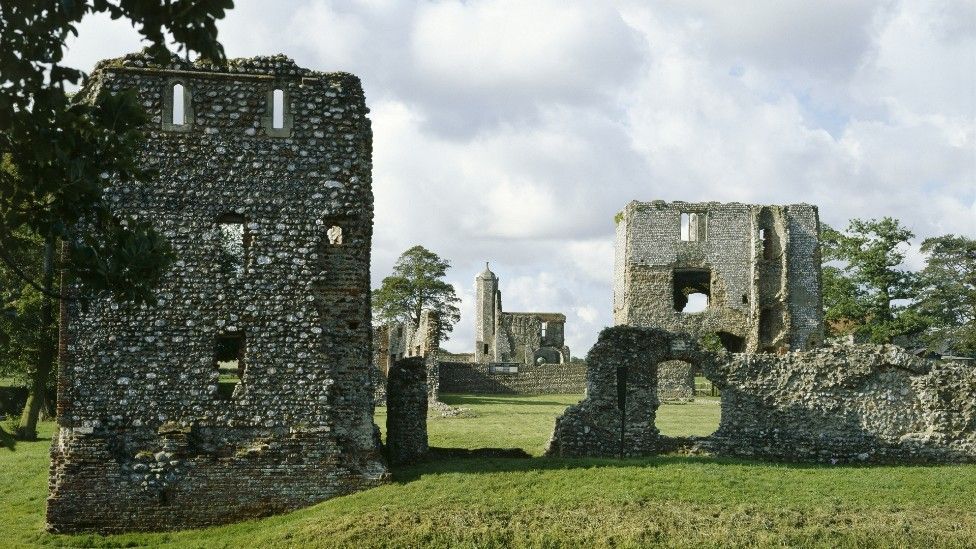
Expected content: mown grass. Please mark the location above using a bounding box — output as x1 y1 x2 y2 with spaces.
2 395 976 548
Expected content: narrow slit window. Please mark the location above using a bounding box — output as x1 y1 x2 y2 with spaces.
172 83 185 125
760 228 774 260
217 214 248 274
272 89 285 129
540 321 548 338
214 333 245 400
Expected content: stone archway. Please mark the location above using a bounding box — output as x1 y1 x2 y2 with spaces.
545 326 717 458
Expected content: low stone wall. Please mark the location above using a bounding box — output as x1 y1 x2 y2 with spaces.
546 326 976 464
439 361 586 395
545 328 707 458
385 358 428 464
657 360 695 402
710 344 976 463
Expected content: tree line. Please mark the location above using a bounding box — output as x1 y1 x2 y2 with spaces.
822 218 974 356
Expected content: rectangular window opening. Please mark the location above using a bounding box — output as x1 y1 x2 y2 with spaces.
540 321 548 338
680 212 705 242
172 83 185 125
272 89 285 129
217 214 249 274
214 333 245 400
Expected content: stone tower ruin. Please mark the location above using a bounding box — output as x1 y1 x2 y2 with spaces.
474 263 570 365
613 200 823 354
47 52 386 533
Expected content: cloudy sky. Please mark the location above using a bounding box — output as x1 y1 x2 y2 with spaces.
66 0 975 355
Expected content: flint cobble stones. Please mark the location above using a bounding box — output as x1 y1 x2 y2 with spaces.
47 52 387 533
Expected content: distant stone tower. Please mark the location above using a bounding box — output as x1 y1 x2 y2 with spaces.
475 263 498 361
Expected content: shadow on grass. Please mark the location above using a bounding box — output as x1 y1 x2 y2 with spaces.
0 424 16 450
390 448 959 483
439 394 581 407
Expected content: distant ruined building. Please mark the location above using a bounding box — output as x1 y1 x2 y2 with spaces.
614 200 824 353
48 52 385 532
372 310 441 405
613 200 824 400
474 263 571 365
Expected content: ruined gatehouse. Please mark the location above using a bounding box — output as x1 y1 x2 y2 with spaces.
47 52 386 533
613 200 824 400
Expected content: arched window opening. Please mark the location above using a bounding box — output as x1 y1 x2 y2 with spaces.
673 268 711 312
272 89 285 129
172 83 185 125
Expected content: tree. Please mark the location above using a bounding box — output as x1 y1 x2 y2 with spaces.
373 246 461 340
0 1 231 439
913 235 976 356
821 218 925 344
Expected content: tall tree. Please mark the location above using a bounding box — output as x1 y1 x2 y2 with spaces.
914 235 976 356
0 1 231 439
821 218 925 344
373 246 461 340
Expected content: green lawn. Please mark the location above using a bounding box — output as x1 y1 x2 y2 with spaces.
3 395 976 547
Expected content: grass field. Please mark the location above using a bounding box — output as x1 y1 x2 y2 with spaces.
3 394 976 548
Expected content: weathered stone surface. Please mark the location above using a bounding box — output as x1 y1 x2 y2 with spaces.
439 361 586 395
475 264 571 365
709 342 976 463
545 327 711 458
657 360 696 402
47 52 387 533
372 310 440 406
546 326 976 464
614 200 824 354
385 357 428 464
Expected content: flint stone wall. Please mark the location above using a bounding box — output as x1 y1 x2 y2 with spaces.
48 52 386 533
385 358 428 464
546 328 709 457
372 310 441 406
657 360 696 402
439 361 586 395
711 344 976 463
546 327 976 463
614 200 824 354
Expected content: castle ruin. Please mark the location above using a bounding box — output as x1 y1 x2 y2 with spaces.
613 200 824 400
47 52 386 532
474 263 571 365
